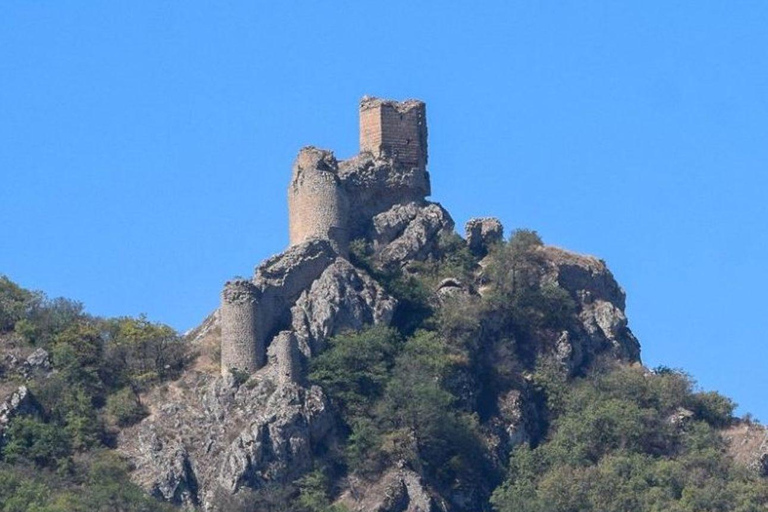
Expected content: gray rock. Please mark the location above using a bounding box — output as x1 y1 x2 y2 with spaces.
370 202 454 269
341 468 441 512
291 259 397 355
338 153 431 237
118 372 334 511
0 386 39 438
22 348 52 378
541 246 641 369
465 217 503 257
722 422 768 478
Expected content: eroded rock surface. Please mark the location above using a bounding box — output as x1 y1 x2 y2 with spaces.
338 153 431 236
291 258 396 355
465 217 503 257
723 422 768 477
119 372 333 511
0 386 40 438
339 468 442 512
541 246 641 370
370 202 454 269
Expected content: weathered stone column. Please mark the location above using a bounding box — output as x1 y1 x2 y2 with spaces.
287 146 349 257
270 331 302 386
220 279 263 376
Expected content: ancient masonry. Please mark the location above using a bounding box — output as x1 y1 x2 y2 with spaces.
220 97 433 376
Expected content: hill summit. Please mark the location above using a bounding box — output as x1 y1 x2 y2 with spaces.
1 98 766 512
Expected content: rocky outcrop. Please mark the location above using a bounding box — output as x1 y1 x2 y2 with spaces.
339 467 441 512
119 372 333 511
370 202 454 269
541 246 641 370
722 422 768 477
291 259 397 355
338 154 431 237
465 217 503 257
0 386 40 439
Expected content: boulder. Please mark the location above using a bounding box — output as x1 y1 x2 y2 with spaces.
465 217 503 257
540 246 641 368
0 386 40 438
339 468 441 512
291 259 397 355
370 202 454 269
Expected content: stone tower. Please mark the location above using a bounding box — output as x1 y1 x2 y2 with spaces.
288 146 350 256
359 96 428 170
220 279 265 376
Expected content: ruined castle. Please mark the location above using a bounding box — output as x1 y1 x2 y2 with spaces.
220 97 435 377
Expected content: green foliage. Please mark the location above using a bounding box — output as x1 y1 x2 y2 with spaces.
0 276 186 510
311 325 491 489
105 387 147 427
228 367 251 387
0 275 36 333
2 417 71 468
0 452 174 512
491 364 768 512
310 326 401 419
103 315 187 391
296 469 348 512
687 391 736 428
15 296 84 347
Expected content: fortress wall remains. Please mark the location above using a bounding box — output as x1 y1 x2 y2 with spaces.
269 331 302 386
220 279 264 376
359 97 427 169
288 147 349 256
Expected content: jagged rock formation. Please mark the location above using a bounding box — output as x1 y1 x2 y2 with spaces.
118 372 333 510
0 386 39 440
339 468 441 512
465 217 504 257
290 258 397 356
118 97 646 511
541 246 641 370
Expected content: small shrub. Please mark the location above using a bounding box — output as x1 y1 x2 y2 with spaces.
2 416 71 468
106 388 148 427
229 368 251 387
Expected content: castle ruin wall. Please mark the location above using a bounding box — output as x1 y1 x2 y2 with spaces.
360 97 428 170
288 147 349 257
268 331 302 386
220 279 264 376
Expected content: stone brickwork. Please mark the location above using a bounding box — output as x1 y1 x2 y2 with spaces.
359 96 427 170
220 279 263 376
360 96 427 169
288 147 349 256
269 331 302 386
222 97 435 378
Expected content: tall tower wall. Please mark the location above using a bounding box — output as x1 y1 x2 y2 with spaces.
359 97 428 170
288 147 349 256
220 279 264 376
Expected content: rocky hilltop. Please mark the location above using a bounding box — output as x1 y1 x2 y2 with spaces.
2 97 765 512
116 98 644 511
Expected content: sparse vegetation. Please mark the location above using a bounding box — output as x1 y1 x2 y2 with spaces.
0 275 187 510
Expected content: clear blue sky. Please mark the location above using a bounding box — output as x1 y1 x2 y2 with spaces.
1 3 766 419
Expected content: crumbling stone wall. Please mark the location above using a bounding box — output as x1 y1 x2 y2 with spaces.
288 147 349 256
268 331 302 386
220 280 263 376
220 240 336 377
359 96 428 170
223 98 436 378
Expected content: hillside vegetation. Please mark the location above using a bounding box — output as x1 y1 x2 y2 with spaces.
1 230 766 511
